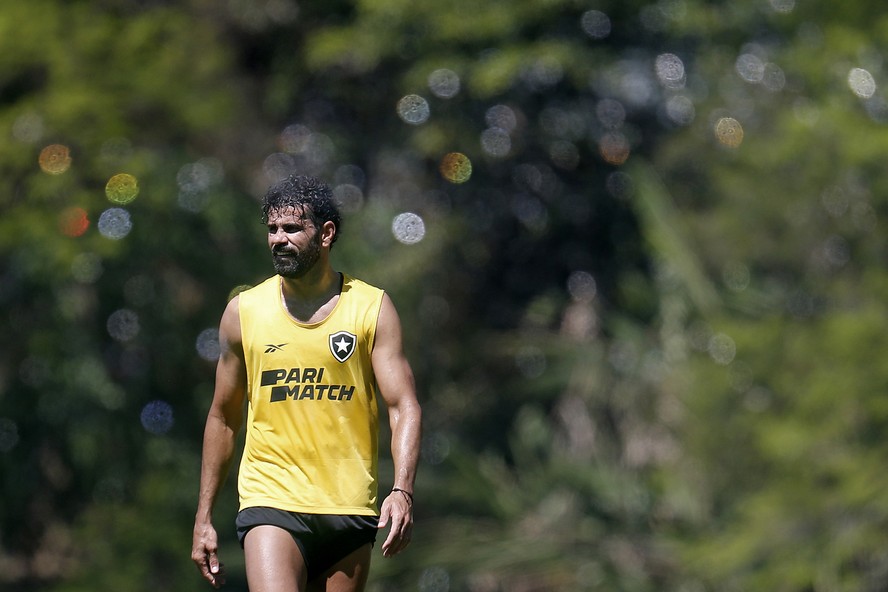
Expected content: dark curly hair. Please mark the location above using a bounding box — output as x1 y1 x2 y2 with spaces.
261 175 342 245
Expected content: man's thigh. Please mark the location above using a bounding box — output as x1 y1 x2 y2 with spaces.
308 543 372 592
244 524 309 592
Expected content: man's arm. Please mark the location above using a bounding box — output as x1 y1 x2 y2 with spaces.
372 293 422 558
191 296 247 588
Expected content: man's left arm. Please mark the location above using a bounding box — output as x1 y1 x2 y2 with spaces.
372 293 422 558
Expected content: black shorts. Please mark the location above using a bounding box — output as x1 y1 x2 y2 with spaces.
236 507 378 582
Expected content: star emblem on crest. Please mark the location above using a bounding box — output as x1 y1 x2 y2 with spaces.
328 331 357 363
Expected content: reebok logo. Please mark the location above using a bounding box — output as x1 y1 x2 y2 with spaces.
264 343 287 353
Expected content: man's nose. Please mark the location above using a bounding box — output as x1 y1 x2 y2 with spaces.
269 229 287 244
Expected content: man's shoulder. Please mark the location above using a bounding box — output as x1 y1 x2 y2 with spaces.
240 276 279 295
235 276 279 309
341 274 386 315
342 273 384 295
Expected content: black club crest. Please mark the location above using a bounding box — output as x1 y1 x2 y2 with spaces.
329 331 357 363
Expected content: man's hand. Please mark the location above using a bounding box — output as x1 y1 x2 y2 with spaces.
192 521 226 588
378 489 414 557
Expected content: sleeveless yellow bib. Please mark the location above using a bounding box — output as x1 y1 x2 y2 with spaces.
236 274 384 515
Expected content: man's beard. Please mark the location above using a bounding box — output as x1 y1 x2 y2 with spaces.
271 236 321 279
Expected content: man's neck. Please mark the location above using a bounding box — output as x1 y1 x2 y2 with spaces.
279 267 342 324
280 265 340 299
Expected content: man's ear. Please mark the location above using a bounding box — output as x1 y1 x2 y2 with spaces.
321 220 337 247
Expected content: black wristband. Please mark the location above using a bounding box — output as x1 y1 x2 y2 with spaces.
392 487 414 505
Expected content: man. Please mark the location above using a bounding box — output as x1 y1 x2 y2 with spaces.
192 174 422 591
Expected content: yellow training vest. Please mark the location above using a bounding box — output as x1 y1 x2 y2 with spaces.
236 274 384 515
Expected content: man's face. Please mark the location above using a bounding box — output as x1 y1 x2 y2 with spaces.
266 206 322 279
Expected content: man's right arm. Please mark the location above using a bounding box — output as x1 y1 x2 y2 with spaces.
191 296 247 589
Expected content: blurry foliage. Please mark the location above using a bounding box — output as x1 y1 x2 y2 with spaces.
3 0 888 591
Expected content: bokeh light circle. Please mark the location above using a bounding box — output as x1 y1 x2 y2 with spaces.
549 141 580 170
98 207 133 239
762 63 786 92
485 104 518 131
177 159 223 212
59 207 90 237
421 431 451 465
107 308 140 342
439 152 472 183
655 53 686 88
736 53 765 83
515 345 547 378
480 128 511 158
596 98 626 129
599 132 630 165
567 271 597 303
581 10 611 39
428 69 461 99
280 124 311 153
606 171 635 200
397 94 431 125
666 95 696 126
722 262 750 292
106 173 139 204
418 566 450 592
38 144 72 175
333 183 365 213
392 213 426 245
714 117 744 147
708 333 737 365
848 68 876 98
334 164 366 188
196 328 221 362
140 400 175 435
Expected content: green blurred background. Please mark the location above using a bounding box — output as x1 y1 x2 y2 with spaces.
3 0 888 590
